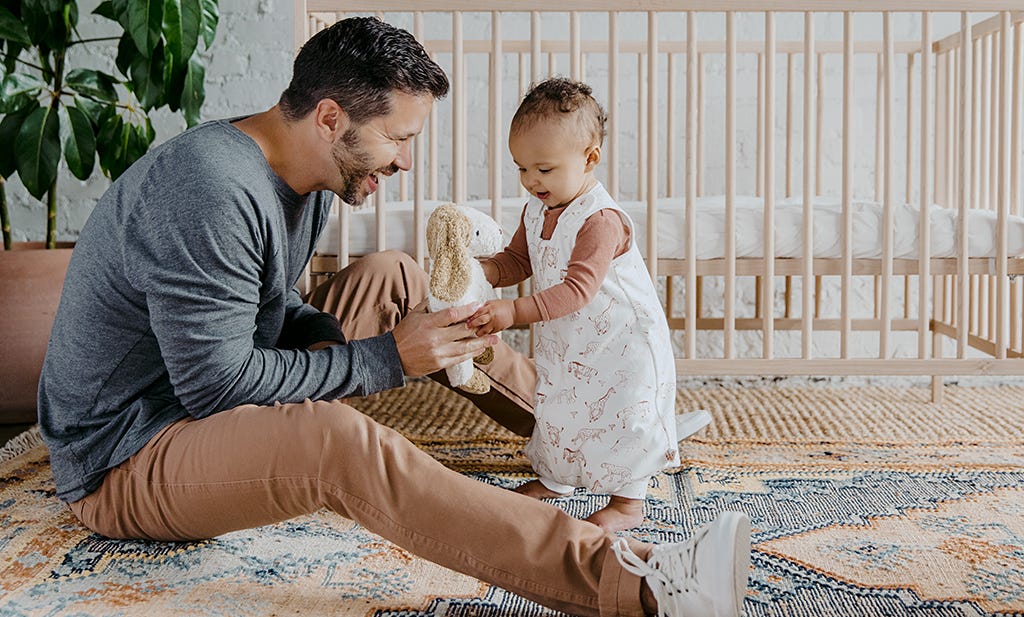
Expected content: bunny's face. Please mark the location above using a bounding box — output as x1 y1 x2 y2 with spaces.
461 207 505 257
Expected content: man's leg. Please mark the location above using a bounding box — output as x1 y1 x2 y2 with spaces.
70 399 646 617
306 251 536 436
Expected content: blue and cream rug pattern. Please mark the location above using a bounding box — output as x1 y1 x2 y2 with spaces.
1 381 1023 616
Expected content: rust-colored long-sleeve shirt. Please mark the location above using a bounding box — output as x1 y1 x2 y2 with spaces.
482 203 630 324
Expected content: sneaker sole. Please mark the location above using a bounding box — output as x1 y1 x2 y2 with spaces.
709 511 751 617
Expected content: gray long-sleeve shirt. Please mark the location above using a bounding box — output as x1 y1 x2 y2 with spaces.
38 120 405 503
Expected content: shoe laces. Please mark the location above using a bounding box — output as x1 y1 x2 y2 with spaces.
612 528 708 614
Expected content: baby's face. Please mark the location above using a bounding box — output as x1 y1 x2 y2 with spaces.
509 121 597 209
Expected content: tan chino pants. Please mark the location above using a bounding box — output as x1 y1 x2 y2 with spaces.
69 251 648 617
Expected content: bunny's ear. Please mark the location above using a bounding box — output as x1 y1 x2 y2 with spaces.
427 204 472 302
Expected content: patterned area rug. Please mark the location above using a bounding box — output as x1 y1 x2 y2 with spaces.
2 380 1023 616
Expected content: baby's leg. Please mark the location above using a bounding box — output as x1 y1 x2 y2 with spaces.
585 496 645 533
585 478 649 532
515 476 574 500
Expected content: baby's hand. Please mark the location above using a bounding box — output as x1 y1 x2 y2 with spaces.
468 299 515 336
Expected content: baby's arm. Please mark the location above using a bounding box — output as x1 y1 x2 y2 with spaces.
469 209 629 335
481 208 531 287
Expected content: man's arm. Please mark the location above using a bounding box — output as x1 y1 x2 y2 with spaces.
277 287 347 350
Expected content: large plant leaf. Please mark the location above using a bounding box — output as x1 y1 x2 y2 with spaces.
124 119 154 169
0 5 30 44
163 0 200 71
65 68 118 102
14 103 60 199
198 0 217 48
61 105 96 180
0 72 44 112
114 32 134 77
125 0 163 58
128 41 165 109
73 94 107 128
179 55 204 127
161 45 183 111
21 0 77 51
0 108 29 177
96 111 126 178
92 0 115 21
1 40 26 73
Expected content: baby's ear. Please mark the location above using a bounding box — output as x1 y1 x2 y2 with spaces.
585 144 602 171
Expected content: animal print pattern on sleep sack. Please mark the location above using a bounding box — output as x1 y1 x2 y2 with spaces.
522 182 679 499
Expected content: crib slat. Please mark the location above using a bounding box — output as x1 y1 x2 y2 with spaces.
453 12 465 204
1013 22 1022 221
608 12 619 200
764 11 776 360
698 53 705 197
786 53 794 198
958 11 973 358
842 12 853 360
570 11 581 79
920 12 932 360
725 10 737 359
997 11 1012 358
757 53 764 199
686 12 698 361
489 11 503 225
875 53 884 203
413 12 426 266
647 11 658 279
816 52 824 196
881 12 895 358
906 53 915 204
429 50 439 201
638 54 647 203
802 12 815 359
531 11 542 83
668 52 678 198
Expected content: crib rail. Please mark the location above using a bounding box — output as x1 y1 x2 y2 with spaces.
296 2 1024 388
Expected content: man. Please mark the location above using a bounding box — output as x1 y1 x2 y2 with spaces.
38 16 751 617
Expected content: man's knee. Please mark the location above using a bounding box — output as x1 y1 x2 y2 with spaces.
355 250 424 282
297 399 403 462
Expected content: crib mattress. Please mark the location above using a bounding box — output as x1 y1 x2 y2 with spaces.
317 195 1024 260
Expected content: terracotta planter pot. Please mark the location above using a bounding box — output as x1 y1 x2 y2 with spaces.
0 242 74 427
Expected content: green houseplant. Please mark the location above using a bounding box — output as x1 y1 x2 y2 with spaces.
0 0 219 249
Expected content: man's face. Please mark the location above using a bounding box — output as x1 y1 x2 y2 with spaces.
329 91 433 206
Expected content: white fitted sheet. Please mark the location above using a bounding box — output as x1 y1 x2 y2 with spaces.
317 195 1024 260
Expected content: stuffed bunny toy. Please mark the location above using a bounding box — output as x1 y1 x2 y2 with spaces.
426 203 505 394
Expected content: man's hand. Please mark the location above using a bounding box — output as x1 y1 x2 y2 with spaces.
392 302 500 377
466 299 515 336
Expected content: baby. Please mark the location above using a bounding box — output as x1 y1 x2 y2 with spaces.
469 77 708 532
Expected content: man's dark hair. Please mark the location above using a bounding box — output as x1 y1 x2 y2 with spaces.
279 17 449 124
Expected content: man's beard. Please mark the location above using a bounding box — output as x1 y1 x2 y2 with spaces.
331 127 398 206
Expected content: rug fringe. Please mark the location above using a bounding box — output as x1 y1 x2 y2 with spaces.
0 425 44 464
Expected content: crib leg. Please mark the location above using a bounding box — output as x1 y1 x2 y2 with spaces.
930 376 944 403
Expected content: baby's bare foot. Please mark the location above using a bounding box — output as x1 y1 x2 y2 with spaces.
585 496 644 532
514 480 572 500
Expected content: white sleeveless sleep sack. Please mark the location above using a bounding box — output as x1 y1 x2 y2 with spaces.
523 182 679 499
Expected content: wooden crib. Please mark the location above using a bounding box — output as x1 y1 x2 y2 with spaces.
294 1 1024 397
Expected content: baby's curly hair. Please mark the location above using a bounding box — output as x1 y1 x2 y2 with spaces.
510 77 607 148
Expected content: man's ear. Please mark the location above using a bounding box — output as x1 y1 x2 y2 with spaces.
584 144 602 172
312 99 351 142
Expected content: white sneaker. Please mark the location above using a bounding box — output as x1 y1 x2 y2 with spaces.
612 511 751 617
676 409 712 440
